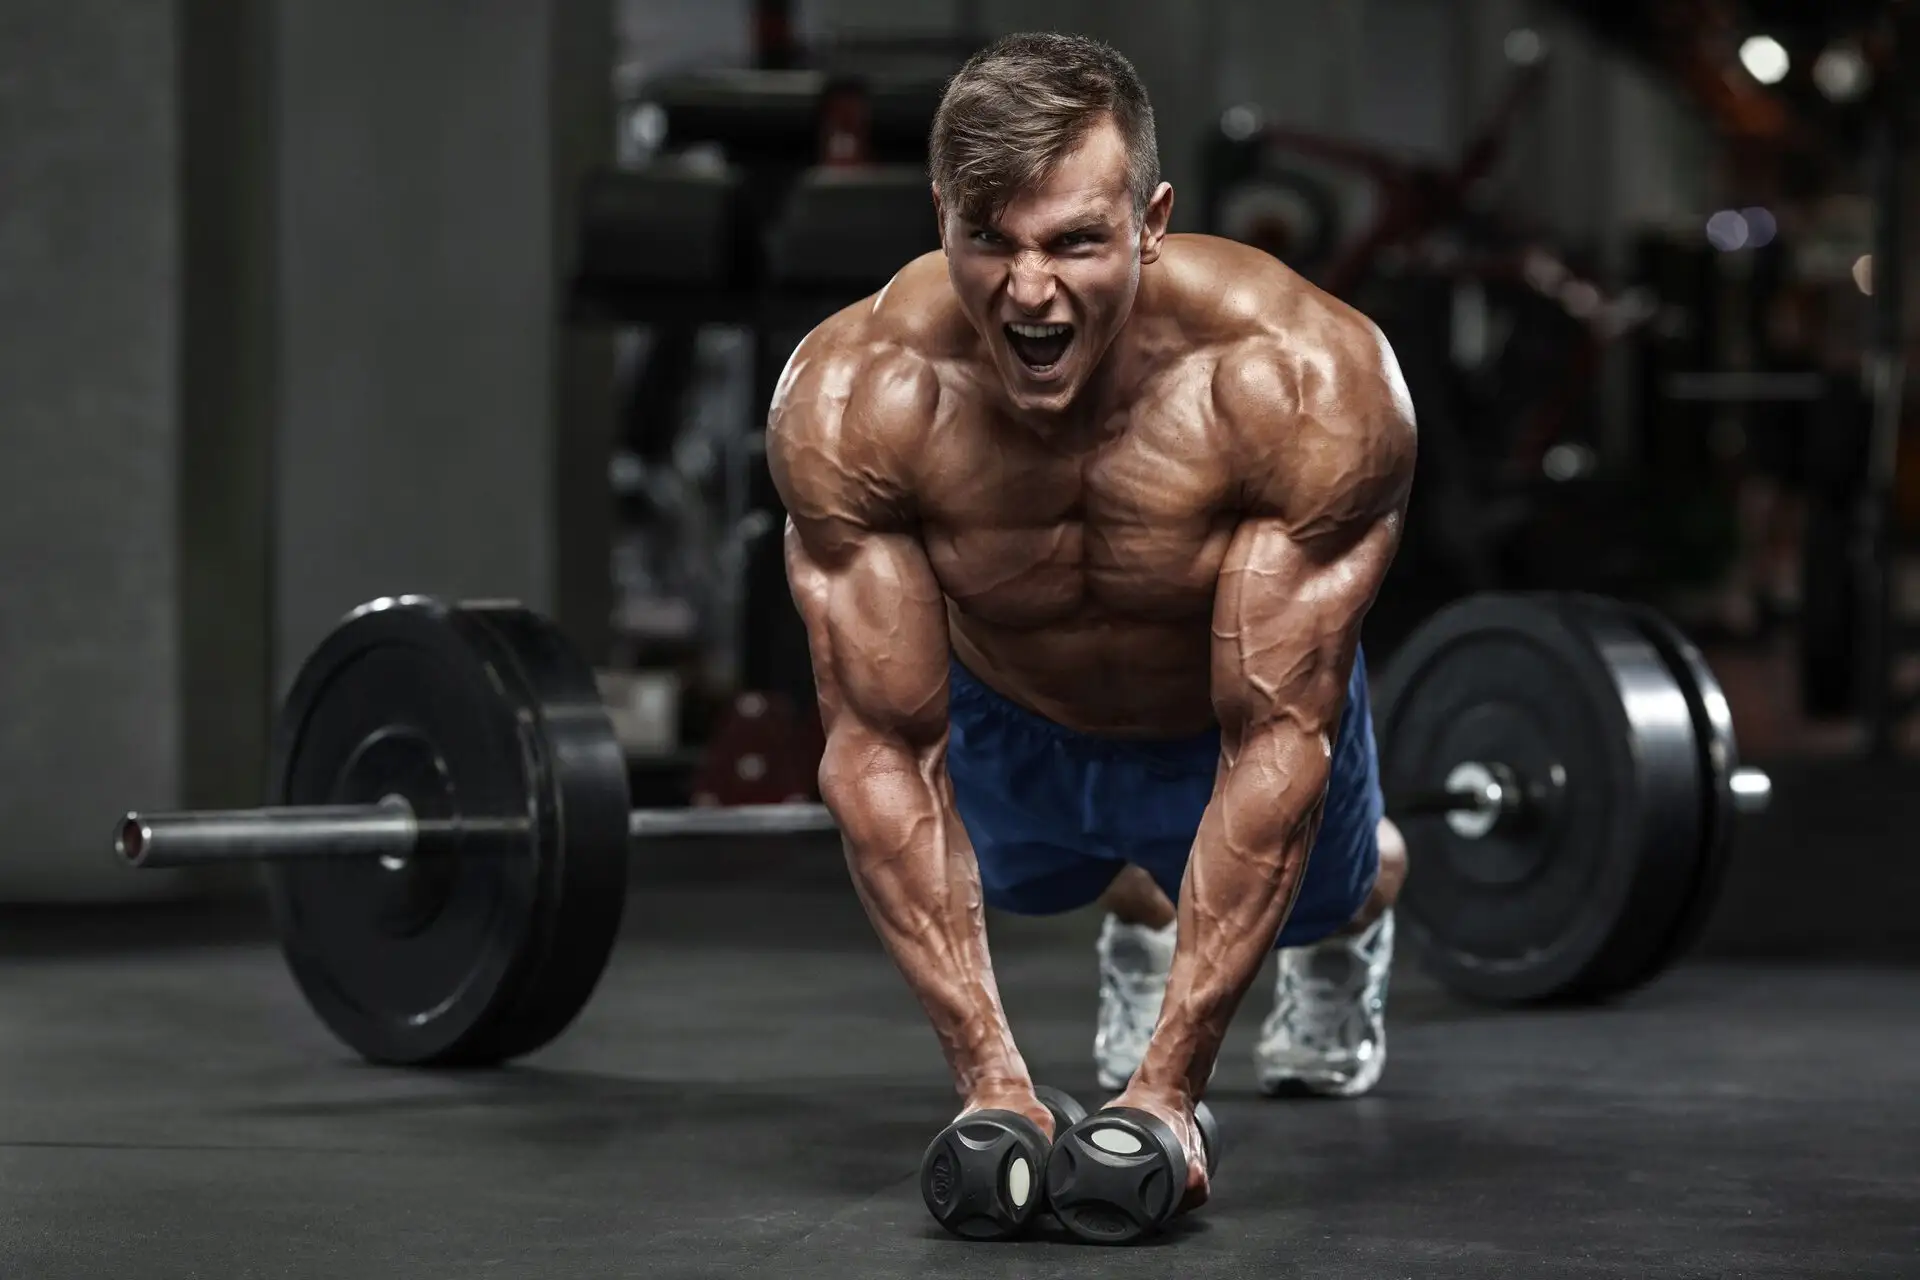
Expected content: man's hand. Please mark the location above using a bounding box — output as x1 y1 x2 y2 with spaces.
957 1078 1058 1142
1105 1079 1211 1212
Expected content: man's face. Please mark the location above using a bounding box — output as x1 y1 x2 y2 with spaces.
940 118 1172 417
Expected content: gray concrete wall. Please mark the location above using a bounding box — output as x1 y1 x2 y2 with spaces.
0 0 613 901
177 0 278 890
273 1 561 684
0 1 186 900
554 0 620 664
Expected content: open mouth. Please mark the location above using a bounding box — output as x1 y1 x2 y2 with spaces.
1004 322 1074 374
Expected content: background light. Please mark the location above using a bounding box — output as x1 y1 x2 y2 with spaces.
1853 255 1875 296
1504 28 1547 67
1220 104 1262 141
1739 35 1791 86
1814 43 1871 102
1706 210 1750 252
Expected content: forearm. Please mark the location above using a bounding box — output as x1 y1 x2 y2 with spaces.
822 732 1028 1098
1136 734 1329 1097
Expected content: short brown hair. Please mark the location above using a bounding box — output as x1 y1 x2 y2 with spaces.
930 33 1160 226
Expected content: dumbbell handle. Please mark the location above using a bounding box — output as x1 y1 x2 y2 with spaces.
116 798 843 869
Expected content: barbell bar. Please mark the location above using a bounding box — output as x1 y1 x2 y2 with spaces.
116 799 842 870
1390 758 1771 837
120 752 1773 874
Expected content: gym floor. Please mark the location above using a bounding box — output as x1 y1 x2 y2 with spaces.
6 770 1919 1280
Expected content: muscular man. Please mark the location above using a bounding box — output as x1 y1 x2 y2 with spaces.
769 33 1415 1206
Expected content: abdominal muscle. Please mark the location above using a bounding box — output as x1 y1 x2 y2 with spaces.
946 605 1219 739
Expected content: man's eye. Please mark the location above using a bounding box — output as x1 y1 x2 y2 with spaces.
970 230 1003 246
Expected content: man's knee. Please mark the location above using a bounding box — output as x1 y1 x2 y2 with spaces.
1342 816 1406 935
1098 862 1177 929
1376 816 1406 888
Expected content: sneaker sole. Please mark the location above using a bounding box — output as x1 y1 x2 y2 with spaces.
1254 1047 1385 1100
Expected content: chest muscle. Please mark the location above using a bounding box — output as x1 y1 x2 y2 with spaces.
920 416 1236 627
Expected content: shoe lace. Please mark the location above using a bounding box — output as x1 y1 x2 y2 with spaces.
1100 958 1167 1054
1268 920 1388 1053
1270 962 1363 1053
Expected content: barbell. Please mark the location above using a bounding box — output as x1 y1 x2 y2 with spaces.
1377 593 1767 1003
111 590 1766 1065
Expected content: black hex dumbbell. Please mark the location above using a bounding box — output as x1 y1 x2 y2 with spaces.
1045 1100 1221 1244
919 1085 1087 1240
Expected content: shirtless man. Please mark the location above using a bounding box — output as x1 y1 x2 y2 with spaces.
768 33 1416 1213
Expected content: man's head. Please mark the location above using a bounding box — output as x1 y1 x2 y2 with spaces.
930 33 1174 415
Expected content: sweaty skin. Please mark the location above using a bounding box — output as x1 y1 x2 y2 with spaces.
769 120 1416 1207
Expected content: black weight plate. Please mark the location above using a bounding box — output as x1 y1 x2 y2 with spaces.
266 597 630 1065
452 604 635 1061
1599 597 1740 991
1377 594 1701 1003
1541 595 1706 1000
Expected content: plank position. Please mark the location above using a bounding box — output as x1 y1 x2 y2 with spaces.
768 32 1417 1209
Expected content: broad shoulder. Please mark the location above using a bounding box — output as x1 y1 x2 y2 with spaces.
1170 247 1415 529
766 259 958 529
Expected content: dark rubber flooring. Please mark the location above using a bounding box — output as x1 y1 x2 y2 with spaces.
4 843 1918 1280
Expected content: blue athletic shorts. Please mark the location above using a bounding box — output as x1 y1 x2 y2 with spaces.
947 652 1384 950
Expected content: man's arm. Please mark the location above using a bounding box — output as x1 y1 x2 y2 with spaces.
1134 324 1417 1102
768 333 1036 1112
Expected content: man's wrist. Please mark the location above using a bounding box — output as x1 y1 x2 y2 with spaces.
959 1068 1034 1097
952 1052 1032 1098
939 1005 1029 1096
1135 1011 1214 1096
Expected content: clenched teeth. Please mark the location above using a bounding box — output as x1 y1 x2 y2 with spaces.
1008 322 1072 338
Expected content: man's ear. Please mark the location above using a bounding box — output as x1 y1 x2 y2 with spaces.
1137 182 1175 265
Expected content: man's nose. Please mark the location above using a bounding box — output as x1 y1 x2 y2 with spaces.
1006 253 1057 313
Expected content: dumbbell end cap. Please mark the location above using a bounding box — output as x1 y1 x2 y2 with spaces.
1729 767 1771 814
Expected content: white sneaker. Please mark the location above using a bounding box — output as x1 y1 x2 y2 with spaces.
1254 910 1394 1098
1093 914 1175 1091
